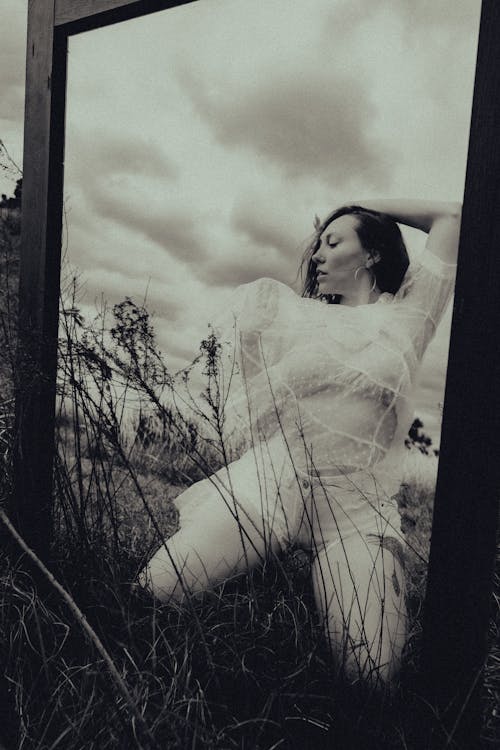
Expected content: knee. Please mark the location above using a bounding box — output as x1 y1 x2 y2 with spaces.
342 643 401 689
136 547 187 604
323 632 397 690
136 564 169 604
324 610 406 689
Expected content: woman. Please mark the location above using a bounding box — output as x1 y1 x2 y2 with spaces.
138 200 460 687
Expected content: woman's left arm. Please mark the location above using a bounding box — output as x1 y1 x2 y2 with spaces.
341 199 462 265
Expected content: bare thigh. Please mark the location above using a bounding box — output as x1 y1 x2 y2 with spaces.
138 467 284 603
311 533 408 687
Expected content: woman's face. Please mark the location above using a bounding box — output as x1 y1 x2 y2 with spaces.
311 214 372 296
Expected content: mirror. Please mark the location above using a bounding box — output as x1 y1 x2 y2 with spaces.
54 0 482 745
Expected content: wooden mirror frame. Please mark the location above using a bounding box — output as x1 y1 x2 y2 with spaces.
12 2 500 746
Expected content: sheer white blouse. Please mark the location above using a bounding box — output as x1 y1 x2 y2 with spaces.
189 245 457 502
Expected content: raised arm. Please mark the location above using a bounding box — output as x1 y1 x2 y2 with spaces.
327 200 462 265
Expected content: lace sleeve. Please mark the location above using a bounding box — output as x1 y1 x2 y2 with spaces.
392 243 457 360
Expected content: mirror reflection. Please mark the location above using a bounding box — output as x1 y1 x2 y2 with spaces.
55 0 481 743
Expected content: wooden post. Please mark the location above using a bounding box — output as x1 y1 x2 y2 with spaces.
420 1 500 746
12 1 68 555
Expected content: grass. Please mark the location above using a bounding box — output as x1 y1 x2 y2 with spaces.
0 234 499 748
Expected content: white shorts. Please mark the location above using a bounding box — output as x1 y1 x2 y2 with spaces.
175 435 405 560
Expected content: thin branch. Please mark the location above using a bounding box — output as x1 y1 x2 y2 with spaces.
0 139 22 178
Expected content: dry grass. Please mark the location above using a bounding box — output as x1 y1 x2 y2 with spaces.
3 414 495 750
0 221 498 749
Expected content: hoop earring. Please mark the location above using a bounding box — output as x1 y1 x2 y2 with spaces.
354 265 377 292
354 265 365 281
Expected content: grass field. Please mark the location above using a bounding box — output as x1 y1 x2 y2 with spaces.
0 426 433 749
2 410 498 749
0 223 498 749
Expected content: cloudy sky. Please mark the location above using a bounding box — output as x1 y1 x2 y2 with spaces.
1 0 481 443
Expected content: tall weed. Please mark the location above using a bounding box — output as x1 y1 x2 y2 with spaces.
0 250 497 749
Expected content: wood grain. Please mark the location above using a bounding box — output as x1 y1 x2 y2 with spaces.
55 0 196 34
55 0 138 25
12 1 67 555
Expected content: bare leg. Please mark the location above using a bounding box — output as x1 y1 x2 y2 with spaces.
138 456 287 603
311 533 408 688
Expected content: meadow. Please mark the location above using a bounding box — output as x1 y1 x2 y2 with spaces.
0 213 498 749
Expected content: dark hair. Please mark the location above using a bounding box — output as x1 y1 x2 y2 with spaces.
300 205 410 304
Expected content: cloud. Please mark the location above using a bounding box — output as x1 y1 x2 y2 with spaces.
71 265 182 321
178 65 396 190
0 7 26 91
391 0 480 30
0 29 25 126
1 84 24 125
193 251 273 288
184 215 303 289
190 250 301 289
64 128 211 266
66 128 178 189
93 191 207 263
323 0 479 34
89 132 179 181
0 5 26 192
230 199 298 259
82 179 207 264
